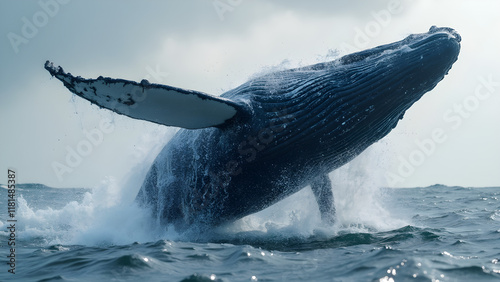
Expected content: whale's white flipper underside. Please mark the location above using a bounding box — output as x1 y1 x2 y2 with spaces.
45 61 241 129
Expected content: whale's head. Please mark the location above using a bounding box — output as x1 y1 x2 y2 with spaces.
249 26 461 169
339 25 461 99
331 26 461 144
314 26 461 163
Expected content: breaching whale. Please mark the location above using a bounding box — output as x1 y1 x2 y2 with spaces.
45 26 460 231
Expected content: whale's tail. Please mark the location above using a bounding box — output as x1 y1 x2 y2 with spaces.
44 61 243 129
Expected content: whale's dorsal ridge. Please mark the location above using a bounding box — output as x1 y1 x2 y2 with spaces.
45 61 243 129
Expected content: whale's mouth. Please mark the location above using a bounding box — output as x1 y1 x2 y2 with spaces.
404 26 460 56
339 26 461 65
416 26 461 44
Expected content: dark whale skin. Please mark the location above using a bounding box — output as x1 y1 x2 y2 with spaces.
135 26 461 230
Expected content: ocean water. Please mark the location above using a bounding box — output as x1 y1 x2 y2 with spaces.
1 183 499 281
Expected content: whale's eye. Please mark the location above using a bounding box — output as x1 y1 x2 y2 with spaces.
339 47 388 65
340 53 370 65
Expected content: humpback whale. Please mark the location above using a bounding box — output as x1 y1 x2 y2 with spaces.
45 26 461 231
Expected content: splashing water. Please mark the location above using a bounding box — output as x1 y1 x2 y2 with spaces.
218 141 408 241
11 135 407 247
15 52 409 244
331 142 409 232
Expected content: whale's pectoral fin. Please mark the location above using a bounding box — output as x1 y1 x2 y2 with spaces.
311 174 336 224
45 61 244 129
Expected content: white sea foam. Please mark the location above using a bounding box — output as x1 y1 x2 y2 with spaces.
15 184 158 246
13 129 175 246
331 142 409 232
217 141 409 239
13 138 407 246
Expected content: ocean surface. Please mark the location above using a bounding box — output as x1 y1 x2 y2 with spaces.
1 183 499 281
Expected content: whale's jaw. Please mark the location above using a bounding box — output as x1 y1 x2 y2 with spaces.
236 27 461 173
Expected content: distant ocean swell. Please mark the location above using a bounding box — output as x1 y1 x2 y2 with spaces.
0 184 499 281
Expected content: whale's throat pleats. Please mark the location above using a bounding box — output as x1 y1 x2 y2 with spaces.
226 63 409 169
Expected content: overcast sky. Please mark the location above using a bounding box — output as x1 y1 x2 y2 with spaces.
1 0 499 189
